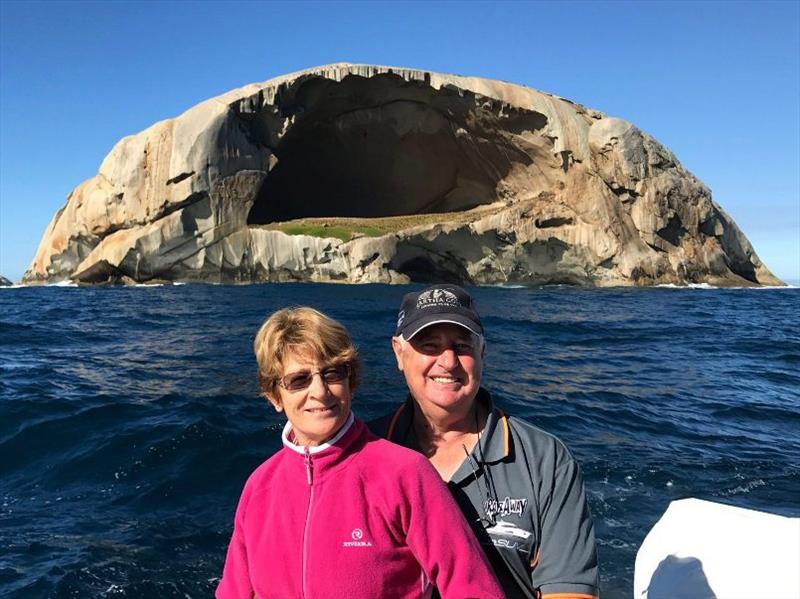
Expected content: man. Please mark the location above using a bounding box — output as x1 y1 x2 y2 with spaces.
370 284 599 599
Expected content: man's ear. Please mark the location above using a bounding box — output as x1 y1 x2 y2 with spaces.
391 336 405 372
264 392 284 413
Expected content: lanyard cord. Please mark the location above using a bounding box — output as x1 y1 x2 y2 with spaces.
463 405 501 525
474 406 502 506
462 444 496 526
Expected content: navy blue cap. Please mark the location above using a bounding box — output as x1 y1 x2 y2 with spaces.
394 284 483 340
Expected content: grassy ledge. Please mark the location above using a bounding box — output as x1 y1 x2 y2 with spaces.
256 203 506 242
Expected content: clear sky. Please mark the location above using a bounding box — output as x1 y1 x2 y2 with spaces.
1 0 798 283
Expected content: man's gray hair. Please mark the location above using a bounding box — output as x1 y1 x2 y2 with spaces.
395 331 485 350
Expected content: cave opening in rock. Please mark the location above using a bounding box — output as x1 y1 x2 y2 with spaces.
245 74 544 226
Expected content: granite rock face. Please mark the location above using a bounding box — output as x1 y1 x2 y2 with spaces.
24 63 782 286
0 276 12 287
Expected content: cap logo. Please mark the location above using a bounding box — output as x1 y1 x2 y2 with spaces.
396 310 405 329
416 289 460 309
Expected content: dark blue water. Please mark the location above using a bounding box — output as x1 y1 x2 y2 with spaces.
1 283 798 598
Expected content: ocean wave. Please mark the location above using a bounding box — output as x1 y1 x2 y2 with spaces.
716 478 767 497
0 321 34 333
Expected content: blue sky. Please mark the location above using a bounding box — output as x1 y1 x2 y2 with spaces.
1 0 798 283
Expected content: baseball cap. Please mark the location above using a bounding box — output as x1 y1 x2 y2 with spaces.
394 284 483 340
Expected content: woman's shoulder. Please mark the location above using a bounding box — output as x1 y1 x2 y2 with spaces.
358 433 432 472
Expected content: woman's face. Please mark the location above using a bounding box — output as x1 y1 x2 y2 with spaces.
269 351 352 446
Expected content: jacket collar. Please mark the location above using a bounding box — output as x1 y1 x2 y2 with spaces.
281 411 356 454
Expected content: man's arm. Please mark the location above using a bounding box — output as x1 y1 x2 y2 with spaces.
532 457 599 599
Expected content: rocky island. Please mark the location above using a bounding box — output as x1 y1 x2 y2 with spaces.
24 64 781 286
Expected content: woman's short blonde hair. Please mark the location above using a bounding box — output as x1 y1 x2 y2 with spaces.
254 307 361 398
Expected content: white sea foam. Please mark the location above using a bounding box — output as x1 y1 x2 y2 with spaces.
752 284 798 290
656 282 797 290
719 478 767 496
656 283 717 289
480 283 528 289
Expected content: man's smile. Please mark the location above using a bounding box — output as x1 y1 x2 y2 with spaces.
429 375 462 384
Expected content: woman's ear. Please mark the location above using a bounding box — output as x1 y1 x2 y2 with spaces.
264 391 284 413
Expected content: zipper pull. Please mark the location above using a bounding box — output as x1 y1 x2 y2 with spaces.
304 446 312 485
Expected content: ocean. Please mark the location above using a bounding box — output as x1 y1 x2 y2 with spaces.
1 283 798 598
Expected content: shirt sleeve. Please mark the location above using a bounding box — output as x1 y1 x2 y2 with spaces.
533 457 599 599
401 456 505 599
215 484 255 599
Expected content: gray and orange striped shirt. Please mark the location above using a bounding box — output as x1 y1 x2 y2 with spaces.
369 388 599 599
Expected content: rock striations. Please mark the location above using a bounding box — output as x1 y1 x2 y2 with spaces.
24 64 781 287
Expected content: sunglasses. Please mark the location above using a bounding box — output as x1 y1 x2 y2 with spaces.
278 363 350 392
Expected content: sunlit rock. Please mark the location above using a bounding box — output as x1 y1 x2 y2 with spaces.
23 63 782 287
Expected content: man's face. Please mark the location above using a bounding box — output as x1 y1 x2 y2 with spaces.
392 323 484 414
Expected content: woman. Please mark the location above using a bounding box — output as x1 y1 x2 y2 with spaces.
216 307 503 599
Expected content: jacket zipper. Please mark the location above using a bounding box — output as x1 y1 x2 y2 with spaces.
301 446 314 599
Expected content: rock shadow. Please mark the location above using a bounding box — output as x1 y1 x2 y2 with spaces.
244 72 549 225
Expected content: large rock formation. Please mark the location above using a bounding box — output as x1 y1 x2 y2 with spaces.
24 63 781 286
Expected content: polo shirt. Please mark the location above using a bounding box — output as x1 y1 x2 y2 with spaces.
369 388 599 599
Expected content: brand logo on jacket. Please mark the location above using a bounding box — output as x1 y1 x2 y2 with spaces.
342 528 373 547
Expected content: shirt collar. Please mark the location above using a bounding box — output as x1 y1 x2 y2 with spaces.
386 388 511 475
475 388 511 464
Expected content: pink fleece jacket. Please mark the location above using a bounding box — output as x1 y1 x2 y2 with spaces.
216 414 503 599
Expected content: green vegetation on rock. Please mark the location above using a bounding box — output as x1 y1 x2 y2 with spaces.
277 224 385 242
257 204 505 242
